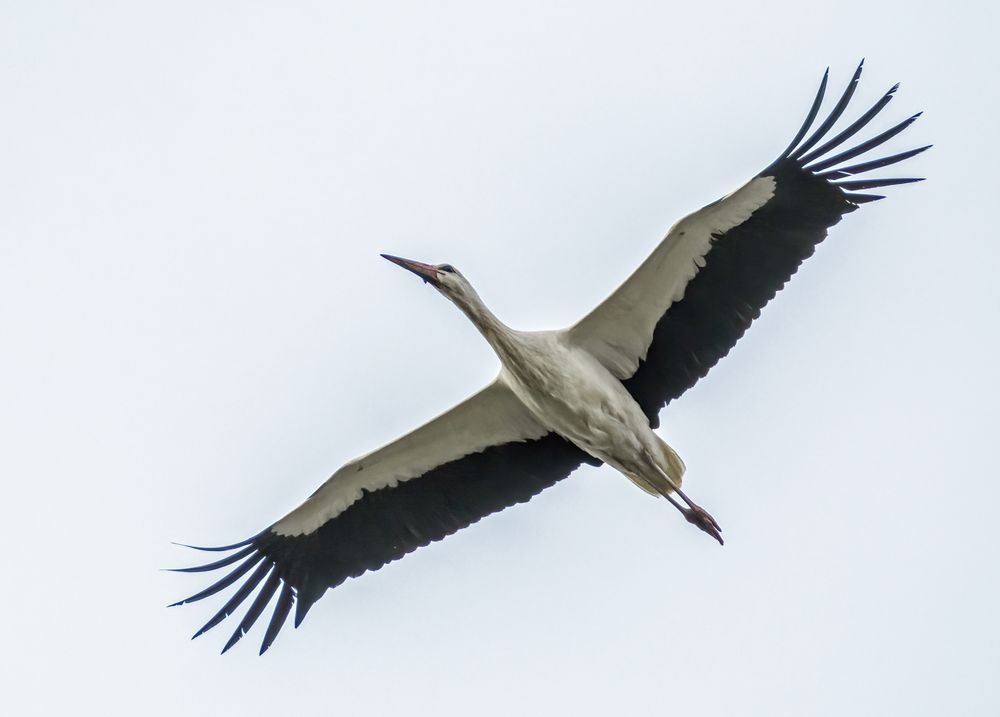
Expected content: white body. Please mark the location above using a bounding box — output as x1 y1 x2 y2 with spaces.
496 330 683 495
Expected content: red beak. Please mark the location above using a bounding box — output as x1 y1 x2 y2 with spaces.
381 254 441 286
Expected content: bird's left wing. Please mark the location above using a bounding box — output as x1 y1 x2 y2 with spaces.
170 378 593 654
569 62 928 426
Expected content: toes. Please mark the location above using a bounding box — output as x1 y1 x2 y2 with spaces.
702 521 724 546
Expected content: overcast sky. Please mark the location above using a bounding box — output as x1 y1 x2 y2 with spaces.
3 2 998 715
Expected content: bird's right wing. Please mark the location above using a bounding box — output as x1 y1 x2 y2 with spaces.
569 62 928 426
169 378 594 654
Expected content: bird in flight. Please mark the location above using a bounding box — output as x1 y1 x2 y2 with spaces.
170 61 927 654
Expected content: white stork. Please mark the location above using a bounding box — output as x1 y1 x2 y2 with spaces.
170 61 928 654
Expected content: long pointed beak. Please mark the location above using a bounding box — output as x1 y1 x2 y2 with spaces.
380 254 441 286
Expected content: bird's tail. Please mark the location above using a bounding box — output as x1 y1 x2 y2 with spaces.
655 435 686 493
626 435 686 497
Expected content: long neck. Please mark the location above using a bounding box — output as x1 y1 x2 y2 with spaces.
451 285 520 361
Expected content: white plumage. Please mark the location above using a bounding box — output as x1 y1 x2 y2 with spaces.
274 379 547 536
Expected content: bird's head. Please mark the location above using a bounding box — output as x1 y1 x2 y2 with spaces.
380 253 475 305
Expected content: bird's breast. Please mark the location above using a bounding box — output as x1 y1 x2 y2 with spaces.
498 336 649 463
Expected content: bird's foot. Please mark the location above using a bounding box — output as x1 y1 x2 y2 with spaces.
683 505 724 546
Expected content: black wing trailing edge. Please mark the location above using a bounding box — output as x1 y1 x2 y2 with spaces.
169 434 593 654
624 60 929 425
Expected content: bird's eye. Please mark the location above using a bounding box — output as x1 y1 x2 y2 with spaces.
439 264 456 273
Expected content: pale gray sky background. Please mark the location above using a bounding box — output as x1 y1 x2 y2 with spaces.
2 2 998 715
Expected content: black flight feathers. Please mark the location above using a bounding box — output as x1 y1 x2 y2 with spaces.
770 59 929 200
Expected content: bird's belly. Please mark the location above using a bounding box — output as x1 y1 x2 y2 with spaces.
499 349 651 468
